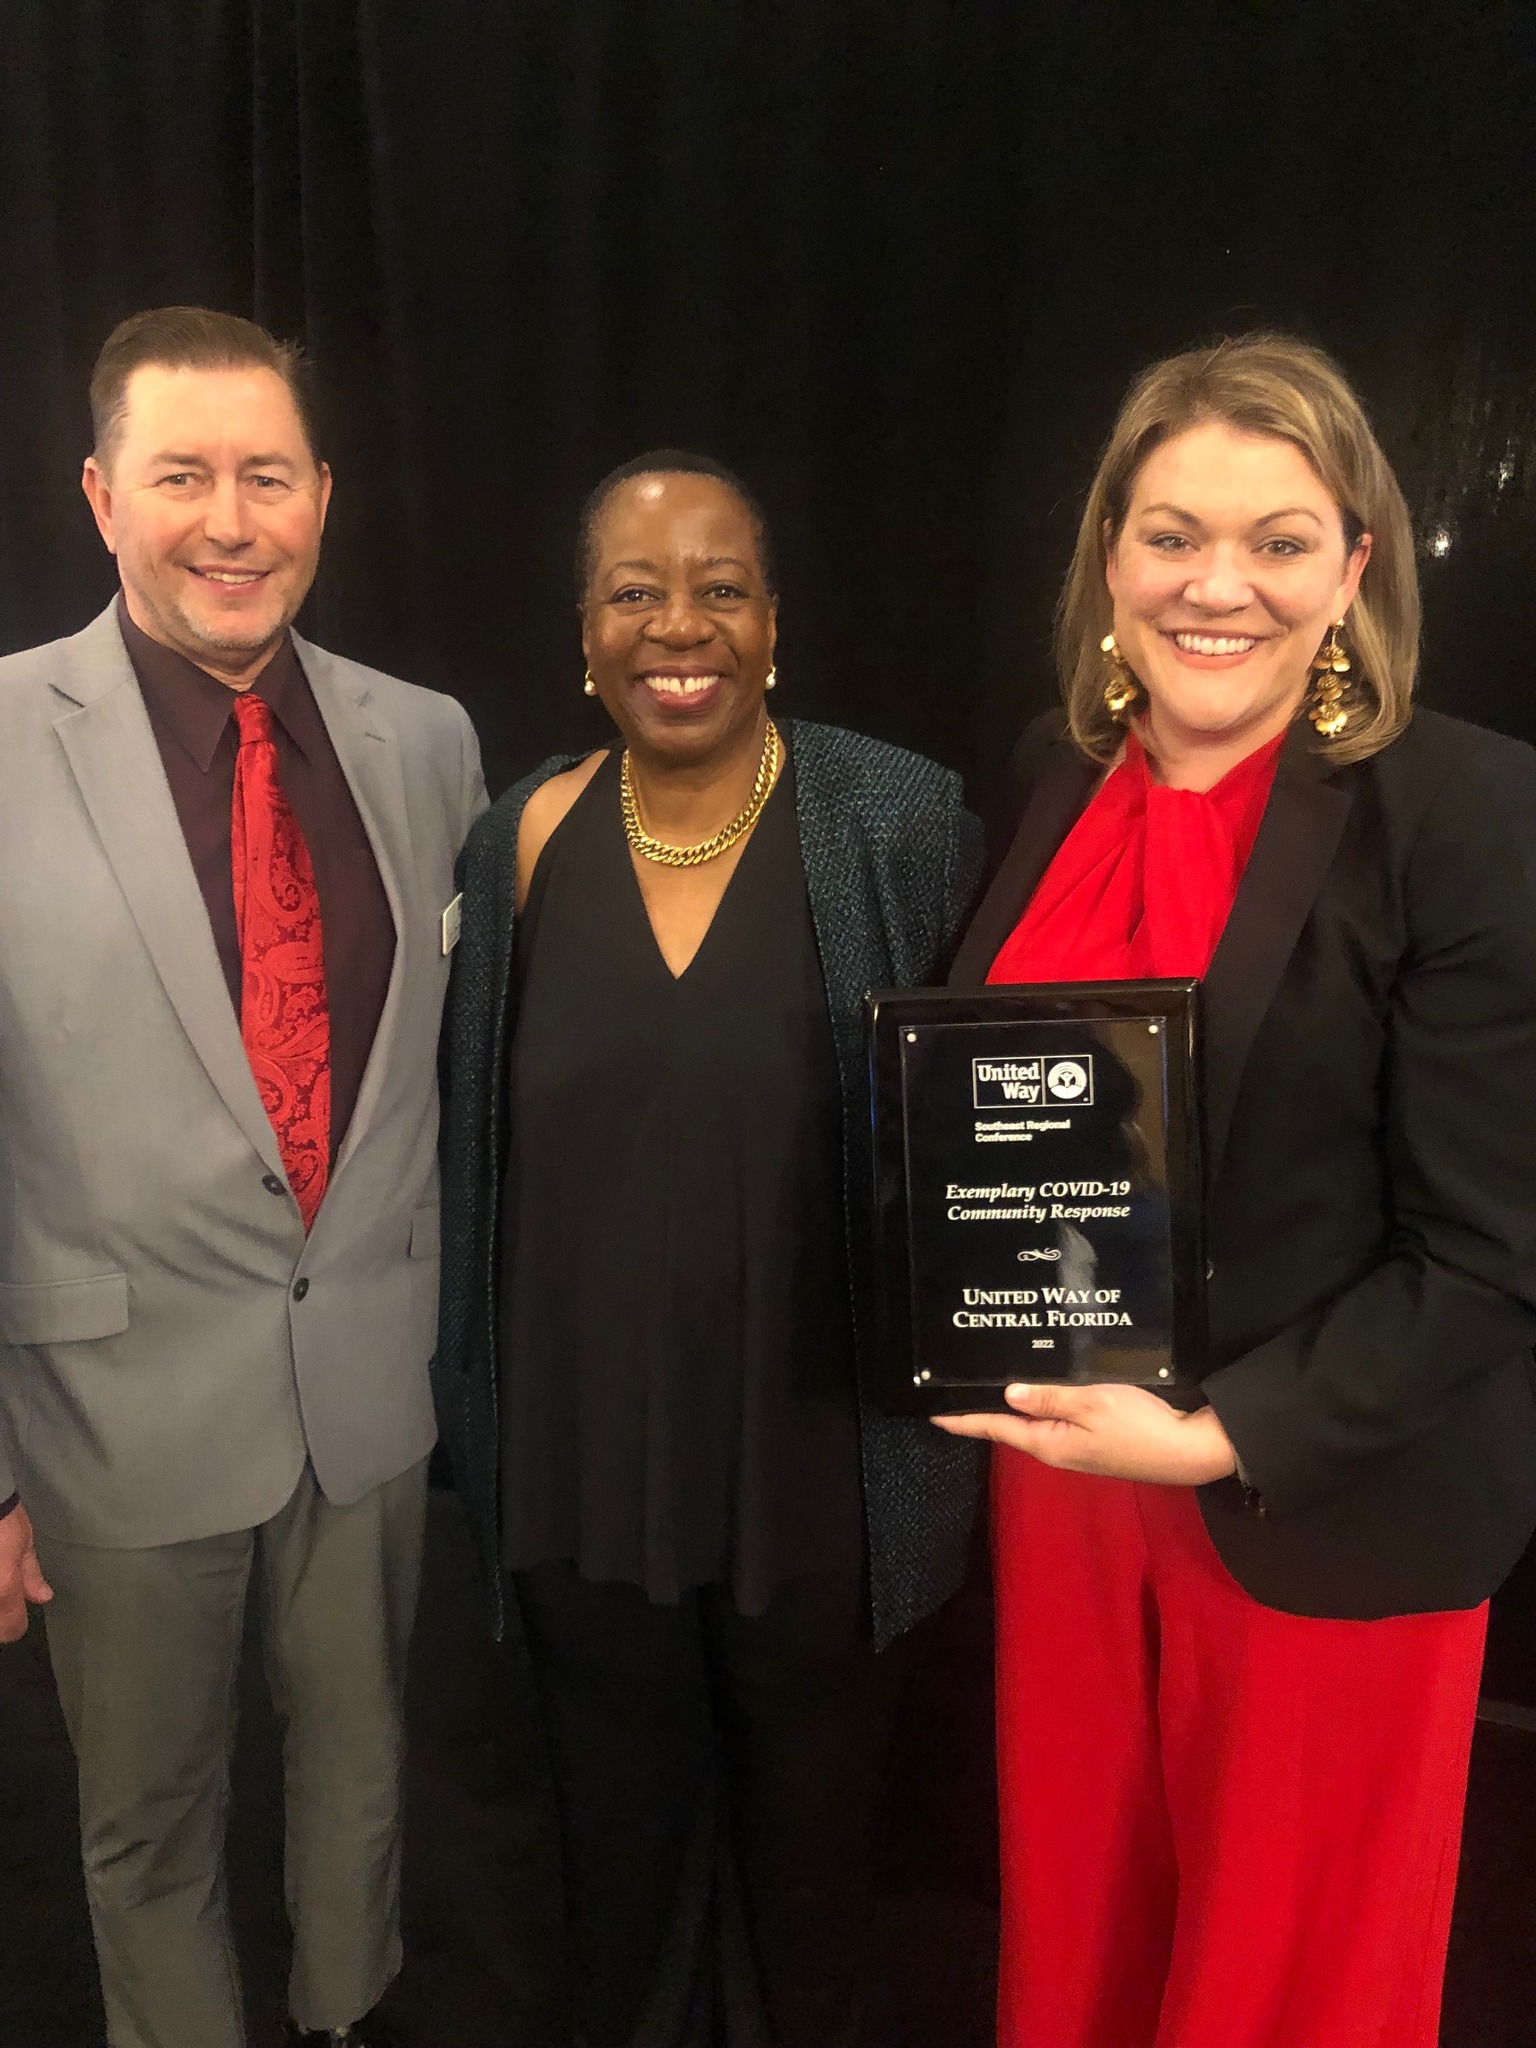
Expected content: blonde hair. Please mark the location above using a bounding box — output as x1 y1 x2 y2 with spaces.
1057 332 1421 764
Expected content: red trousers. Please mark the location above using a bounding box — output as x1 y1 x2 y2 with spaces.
992 1454 1487 2048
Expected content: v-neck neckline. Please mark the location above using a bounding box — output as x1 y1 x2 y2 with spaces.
619 758 788 985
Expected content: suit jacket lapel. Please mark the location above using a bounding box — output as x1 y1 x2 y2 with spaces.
296 637 413 1177
51 606 285 1176
1200 726 1353 1180
948 737 1097 986
946 713 1353 1188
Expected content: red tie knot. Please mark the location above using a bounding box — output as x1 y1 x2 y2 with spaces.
232 691 275 746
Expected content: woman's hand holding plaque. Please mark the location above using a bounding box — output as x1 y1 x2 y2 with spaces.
933 1381 1239 1486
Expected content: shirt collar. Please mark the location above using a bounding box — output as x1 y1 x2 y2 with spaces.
116 593 310 771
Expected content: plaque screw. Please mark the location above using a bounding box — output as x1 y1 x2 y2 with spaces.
913 1375 923 1385
906 1031 917 1043
1158 1368 1171 1379
920 1371 932 1382
1148 1023 1160 1035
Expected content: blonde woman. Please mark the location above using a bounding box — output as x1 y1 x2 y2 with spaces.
942 335 1536 2048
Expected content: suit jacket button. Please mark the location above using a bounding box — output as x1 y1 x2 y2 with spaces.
292 1277 309 1302
262 1174 286 1197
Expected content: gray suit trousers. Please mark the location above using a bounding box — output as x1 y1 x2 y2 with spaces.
36 1459 428 2048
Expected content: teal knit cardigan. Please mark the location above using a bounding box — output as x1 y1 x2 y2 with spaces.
433 718 984 1648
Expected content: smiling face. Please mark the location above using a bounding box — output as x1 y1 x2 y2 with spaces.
1105 419 1370 759
581 472 777 768
81 362 331 686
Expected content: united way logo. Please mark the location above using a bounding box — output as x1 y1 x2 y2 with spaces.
1044 1058 1092 1103
971 1055 1094 1108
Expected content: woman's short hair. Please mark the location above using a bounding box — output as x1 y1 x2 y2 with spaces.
575 449 777 601
1056 332 1421 764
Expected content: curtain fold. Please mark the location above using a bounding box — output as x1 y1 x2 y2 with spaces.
0 0 1531 799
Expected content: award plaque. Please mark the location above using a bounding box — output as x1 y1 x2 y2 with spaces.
868 981 1206 1415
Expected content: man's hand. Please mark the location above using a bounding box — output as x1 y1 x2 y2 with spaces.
0 1502 53 1642
933 1381 1240 1486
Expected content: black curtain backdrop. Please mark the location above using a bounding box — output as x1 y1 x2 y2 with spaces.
1 0 1534 808
4 0 1536 1677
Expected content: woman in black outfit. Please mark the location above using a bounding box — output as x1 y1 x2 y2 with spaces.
434 452 983 2047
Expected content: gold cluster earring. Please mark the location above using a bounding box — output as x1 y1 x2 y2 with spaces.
1101 633 1142 722
1308 621 1352 737
583 668 597 697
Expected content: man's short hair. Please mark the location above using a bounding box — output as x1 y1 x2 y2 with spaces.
89 306 320 469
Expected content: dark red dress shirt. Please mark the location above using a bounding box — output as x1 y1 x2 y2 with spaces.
118 597 396 1160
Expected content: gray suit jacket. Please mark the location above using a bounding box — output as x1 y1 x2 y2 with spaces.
0 603 487 1547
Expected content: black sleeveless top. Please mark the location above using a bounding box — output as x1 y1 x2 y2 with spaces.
497 741 863 1612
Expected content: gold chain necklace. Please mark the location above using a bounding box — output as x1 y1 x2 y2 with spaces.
621 718 781 868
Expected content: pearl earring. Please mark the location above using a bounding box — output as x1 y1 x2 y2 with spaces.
765 665 778 691
583 669 597 697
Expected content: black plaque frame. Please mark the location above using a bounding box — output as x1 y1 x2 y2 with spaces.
868 981 1207 1416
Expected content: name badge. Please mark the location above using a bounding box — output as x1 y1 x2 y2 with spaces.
441 893 463 956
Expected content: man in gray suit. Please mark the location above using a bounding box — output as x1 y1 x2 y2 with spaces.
0 307 486 2048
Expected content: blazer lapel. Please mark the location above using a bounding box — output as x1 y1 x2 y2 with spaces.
948 738 1097 986
1201 727 1353 1180
51 607 285 1176
296 638 413 1177
945 711 1353 1187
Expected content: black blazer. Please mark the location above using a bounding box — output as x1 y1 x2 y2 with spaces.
953 706 1536 1619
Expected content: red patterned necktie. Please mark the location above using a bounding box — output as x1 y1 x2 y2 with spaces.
230 692 331 1229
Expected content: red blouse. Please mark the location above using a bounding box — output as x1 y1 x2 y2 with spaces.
987 729 1285 986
